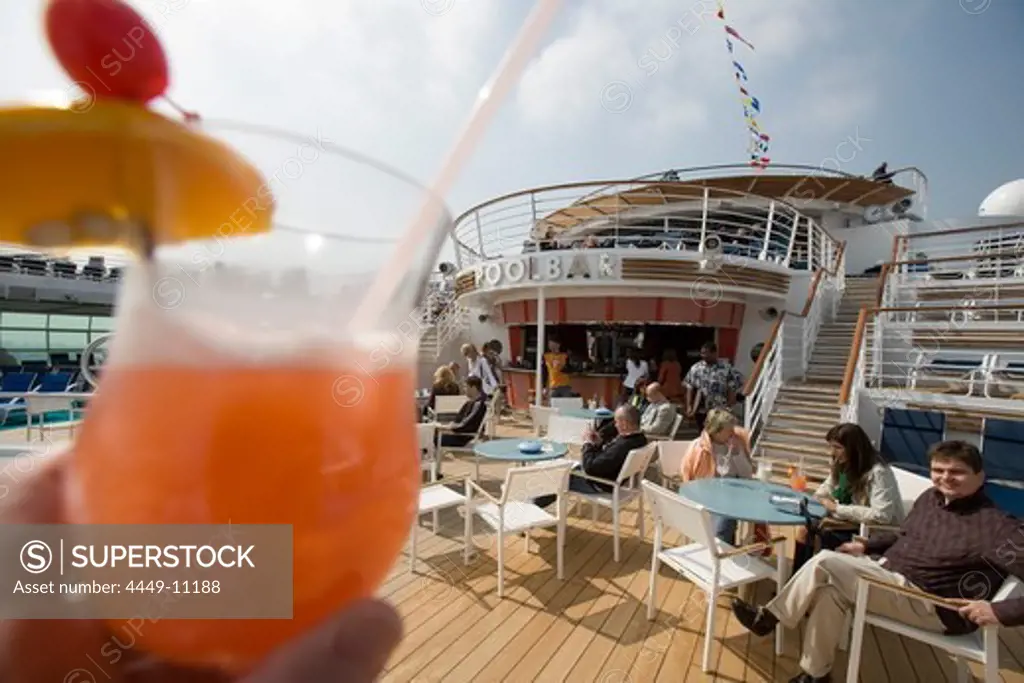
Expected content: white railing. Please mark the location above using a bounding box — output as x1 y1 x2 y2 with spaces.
743 242 846 445
799 268 844 376
839 304 1024 416
434 300 469 352
744 319 785 448
413 271 469 360
451 177 844 273
783 244 846 378
894 219 1024 264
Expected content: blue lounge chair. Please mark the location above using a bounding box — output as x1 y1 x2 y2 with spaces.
879 408 946 472
0 372 37 426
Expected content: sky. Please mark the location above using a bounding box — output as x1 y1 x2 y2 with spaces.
2 0 1022 265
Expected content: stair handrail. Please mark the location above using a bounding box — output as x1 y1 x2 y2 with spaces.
838 308 870 408
839 318 867 422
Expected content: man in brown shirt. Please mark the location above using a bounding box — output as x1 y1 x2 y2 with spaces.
731 440 1024 683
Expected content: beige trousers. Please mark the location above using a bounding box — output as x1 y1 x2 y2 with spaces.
766 550 946 677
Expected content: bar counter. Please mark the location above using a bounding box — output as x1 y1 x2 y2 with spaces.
504 367 621 410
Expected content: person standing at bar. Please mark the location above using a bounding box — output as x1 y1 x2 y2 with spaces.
461 343 498 397
683 341 742 431
621 347 649 405
658 348 684 403
544 338 574 398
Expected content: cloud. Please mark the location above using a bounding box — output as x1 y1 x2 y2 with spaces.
792 62 879 134
514 0 876 138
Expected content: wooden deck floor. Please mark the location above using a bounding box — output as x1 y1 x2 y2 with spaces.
6 423 1024 681
383 435 1024 682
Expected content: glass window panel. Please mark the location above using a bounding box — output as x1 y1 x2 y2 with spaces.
13 352 49 363
0 330 46 350
49 332 88 351
1 313 47 329
90 316 116 332
49 314 90 330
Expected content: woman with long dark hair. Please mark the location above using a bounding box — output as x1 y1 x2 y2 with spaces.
792 422 904 572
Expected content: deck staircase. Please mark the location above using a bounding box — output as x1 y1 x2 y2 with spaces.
418 325 441 362
755 276 880 478
804 277 879 383
417 298 470 363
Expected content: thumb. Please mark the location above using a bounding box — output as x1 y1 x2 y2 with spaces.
240 600 401 683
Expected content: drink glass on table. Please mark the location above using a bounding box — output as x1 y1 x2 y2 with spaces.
65 124 452 671
788 465 808 492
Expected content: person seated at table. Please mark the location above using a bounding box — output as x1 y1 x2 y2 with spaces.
640 382 677 437
679 408 753 544
422 364 462 419
731 440 1024 683
438 377 488 449
792 422 904 573
534 404 647 508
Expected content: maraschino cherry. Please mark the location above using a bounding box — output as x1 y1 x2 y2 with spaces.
44 0 169 104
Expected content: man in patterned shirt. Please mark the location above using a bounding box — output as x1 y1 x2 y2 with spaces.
683 342 742 430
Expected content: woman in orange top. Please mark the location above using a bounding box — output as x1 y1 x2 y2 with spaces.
657 349 684 401
680 408 762 546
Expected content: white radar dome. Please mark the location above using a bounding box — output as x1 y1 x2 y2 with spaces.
979 179 1024 217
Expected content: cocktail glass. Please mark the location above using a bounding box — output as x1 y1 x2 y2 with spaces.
788 465 808 492
65 122 452 671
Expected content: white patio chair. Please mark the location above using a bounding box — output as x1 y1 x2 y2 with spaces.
409 475 470 574
546 415 591 445
642 481 787 673
847 573 1024 683
655 440 688 488
417 423 439 482
567 443 658 561
430 394 468 422
465 460 574 598
647 412 684 442
529 405 557 437
550 396 584 412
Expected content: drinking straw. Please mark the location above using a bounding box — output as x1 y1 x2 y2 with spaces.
351 0 564 331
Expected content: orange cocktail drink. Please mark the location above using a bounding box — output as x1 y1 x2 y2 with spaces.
71 361 417 665
67 253 428 669
62 120 452 669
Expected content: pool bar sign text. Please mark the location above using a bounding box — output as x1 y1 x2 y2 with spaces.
476 253 617 290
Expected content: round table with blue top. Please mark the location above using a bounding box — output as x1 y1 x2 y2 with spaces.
474 438 569 463
678 477 827 529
